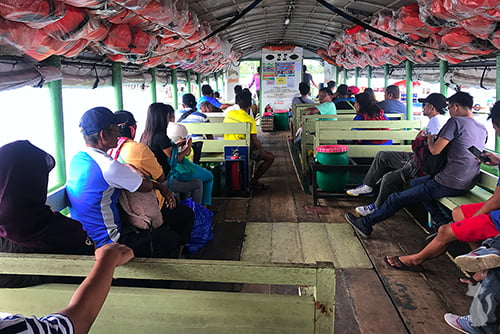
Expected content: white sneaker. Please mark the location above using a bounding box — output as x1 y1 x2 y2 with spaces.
355 203 376 216
346 184 373 196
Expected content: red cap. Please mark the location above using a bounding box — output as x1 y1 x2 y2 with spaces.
347 86 360 95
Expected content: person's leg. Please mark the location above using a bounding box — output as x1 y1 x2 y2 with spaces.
468 267 500 334
363 151 413 187
390 212 499 267
191 164 214 206
250 150 274 185
165 178 203 204
375 164 414 207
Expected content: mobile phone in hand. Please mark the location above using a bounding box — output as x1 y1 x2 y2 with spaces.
468 146 490 163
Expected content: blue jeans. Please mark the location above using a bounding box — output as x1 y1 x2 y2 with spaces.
363 175 467 227
191 164 214 206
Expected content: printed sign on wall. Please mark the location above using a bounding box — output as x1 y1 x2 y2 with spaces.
261 46 303 114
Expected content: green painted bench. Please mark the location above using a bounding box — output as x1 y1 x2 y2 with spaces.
309 119 421 205
432 168 497 229
0 254 335 333
182 122 251 163
298 113 406 177
39 189 336 333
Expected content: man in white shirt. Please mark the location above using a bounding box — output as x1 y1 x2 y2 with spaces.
346 93 449 216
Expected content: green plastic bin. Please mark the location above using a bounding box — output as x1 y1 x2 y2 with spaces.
274 110 289 130
315 145 349 192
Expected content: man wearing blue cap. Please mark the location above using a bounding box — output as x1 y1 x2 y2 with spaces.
66 107 181 258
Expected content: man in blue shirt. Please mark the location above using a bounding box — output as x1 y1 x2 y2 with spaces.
66 107 184 258
196 84 233 111
377 85 406 117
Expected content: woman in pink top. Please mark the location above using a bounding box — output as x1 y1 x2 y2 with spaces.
248 66 260 99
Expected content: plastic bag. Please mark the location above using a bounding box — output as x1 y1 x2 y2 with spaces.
181 198 214 254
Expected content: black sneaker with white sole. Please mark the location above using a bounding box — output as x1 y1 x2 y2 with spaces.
344 212 373 238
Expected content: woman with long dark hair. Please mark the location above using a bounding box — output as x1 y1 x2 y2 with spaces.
353 92 392 145
140 103 206 204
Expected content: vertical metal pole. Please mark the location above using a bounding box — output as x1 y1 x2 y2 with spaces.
496 56 500 151
343 68 347 84
206 75 210 85
384 65 389 89
367 66 372 88
439 60 448 97
355 68 359 87
335 66 340 86
149 67 157 103
112 62 123 110
214 72 219 92
405 60 413 120
171 68 178 109
186 70 191 94
197 73 202 99
45 56 66 188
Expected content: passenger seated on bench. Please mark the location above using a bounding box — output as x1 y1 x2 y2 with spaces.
291 82 314 109
0 243 134 334
107 110 195 256
140 103 205 203
0 140 94 288
346 93 449 216
333 84 355 110
196 84 233 111
224 90 275 190
380 100 500 271
176 93 209 124
305 87 336 115
166 123 214 206
446 234 500 333
345 92 488 239
352 91 392 145
67 107 190 258
377 85 406 118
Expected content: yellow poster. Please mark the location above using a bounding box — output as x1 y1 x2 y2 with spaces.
276 77 286 84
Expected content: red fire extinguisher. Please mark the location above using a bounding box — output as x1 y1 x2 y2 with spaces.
230 149 241 191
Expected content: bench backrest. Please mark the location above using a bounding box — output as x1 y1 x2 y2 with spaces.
183 123 251 161
0 254 335 333
314 119 421 158
206 112 225 123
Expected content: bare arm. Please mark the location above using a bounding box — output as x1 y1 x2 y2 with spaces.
483 152 500 167
58 243 134 334
427 136 450 155
305 107 319 115
220 103 233 109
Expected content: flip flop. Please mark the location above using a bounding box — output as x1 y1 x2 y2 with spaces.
384 256 422 272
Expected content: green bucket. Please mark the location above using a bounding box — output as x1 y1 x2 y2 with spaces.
274 110 289 130
315 145 349 192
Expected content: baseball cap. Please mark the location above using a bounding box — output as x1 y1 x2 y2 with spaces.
167 122 189 143
347 86 360 95
418 93 447 114
80 107 129 135
114 110 137 127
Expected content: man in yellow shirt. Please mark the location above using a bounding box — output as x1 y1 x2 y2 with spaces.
224 90 274 190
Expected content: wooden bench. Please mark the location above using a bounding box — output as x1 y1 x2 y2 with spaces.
40 190 336 332
309 119 421 205
0 254 335 333
434 168 497 228
298 113 406 177
182 122 251 163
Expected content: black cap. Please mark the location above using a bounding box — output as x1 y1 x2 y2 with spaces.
418 93 447 114
114 110 136 127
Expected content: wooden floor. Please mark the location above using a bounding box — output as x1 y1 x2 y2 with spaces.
211 129 472 333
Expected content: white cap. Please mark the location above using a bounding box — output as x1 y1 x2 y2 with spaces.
167 123 188 143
